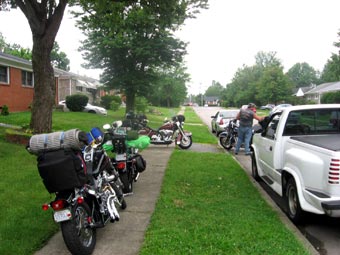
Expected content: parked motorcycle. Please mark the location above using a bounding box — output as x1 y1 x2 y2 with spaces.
219 119 238 150
28 129 126 255
102 121 150 194
138 114 193 149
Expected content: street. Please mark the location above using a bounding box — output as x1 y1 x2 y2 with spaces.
192 106 340 255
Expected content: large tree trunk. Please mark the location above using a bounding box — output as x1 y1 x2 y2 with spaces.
16 0 68 133
30 38 55 133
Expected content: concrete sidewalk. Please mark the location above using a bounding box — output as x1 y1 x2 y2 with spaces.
34 144 174 255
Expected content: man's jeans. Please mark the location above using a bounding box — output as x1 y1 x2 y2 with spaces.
235 125 252 154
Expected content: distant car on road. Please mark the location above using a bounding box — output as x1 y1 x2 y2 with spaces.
211 109 239 136
58 100 107 115
260 104 275 110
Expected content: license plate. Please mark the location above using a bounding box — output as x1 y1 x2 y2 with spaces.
53 209 72 222
116 154 126 161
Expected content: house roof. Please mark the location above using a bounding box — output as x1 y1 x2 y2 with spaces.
0 51 33 71
0 51 101 87
205 96 220 101
304 81 340 94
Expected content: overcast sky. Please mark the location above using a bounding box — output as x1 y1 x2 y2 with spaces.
0 0 339 95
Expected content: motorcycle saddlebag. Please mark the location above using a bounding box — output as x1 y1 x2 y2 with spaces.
133 153 146 173
37 149 87 193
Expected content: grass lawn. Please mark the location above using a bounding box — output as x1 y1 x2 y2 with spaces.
0 106 310 255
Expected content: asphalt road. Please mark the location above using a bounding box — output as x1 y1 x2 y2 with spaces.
192 106 340 255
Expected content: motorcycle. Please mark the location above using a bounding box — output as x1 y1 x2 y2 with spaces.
102 121 150 194
28 129 126 255
138 114 193 149
219 119 239 150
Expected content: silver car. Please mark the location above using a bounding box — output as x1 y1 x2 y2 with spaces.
58 100 107 115
211 109 239 136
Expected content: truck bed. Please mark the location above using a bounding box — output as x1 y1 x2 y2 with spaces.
291 134 340 151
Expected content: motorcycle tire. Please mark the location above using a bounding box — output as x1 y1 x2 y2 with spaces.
178 136 193 149
120 171 133 194
219 134 234 150
60 201 96 255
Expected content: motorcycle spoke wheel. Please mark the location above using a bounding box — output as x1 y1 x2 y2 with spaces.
60 202 96 255
178 136 192 149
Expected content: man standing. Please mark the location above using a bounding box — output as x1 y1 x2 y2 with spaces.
234 103 264 155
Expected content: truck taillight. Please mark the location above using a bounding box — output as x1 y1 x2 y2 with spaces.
328 158 340 184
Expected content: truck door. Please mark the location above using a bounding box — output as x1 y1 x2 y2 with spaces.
257 114 281 180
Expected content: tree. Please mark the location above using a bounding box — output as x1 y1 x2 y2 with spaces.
72 0 208 113
321 29 340 83
205 80 224 97
256 66 293 105
51 41 70 71
286 62 319 88
0 0 68 133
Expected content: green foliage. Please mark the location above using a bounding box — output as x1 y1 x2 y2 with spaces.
321 91 340 103
1 105 9 115
50 41 70 71
205 80 224 97
286 62 320 88
65 94 88 112
100 95 121 110
321 54 340 82
135 96 149 113
72 0 207 112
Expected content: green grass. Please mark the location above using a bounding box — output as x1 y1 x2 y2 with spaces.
0 106 310 255
141 151 310 255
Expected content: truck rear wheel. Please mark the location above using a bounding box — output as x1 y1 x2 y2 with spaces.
285 178 304 224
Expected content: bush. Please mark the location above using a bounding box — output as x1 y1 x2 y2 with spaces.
101 95 121 110
65 94 88 112
1 105 9 115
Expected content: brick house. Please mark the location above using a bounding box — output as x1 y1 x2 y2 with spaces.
0 52 103 112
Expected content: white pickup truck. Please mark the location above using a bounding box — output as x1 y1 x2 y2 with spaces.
251 104 340 223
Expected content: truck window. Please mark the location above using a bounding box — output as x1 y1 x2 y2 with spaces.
264 115 280 139
283 108 340 136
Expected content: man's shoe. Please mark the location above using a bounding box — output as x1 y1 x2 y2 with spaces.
245 152 252 156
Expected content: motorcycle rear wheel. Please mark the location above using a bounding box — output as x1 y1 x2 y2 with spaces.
60 202 96 255
178 136 192 149
120 171 133 193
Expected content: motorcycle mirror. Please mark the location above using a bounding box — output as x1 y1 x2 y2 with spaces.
103 124 111 130
112 120 123 128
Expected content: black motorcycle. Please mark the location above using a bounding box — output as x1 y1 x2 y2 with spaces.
219 119 239 150
28 129 127 255
102 121 149 194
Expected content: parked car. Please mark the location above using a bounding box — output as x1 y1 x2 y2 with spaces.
211 109 239 136
260 104 275 110
269 103 292 116
58 100 107 115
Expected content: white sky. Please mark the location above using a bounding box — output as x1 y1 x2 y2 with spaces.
0 0 339 95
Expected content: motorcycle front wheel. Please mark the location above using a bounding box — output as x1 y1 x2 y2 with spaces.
179 135 192 149
60 202 96 255
219 134 235 150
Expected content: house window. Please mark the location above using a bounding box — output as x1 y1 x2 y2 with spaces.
76 86 83 92
0 65 9 84
22 70 34 87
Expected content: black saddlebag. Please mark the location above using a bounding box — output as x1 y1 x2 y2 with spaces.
37 149 87 193
133 154 146 173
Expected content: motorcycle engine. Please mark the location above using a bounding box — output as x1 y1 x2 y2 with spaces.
158 130 173 141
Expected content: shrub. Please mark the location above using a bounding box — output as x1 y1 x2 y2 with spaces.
1 105 9 115
66 94 88 112
321 91 340 103
101 95 121 111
